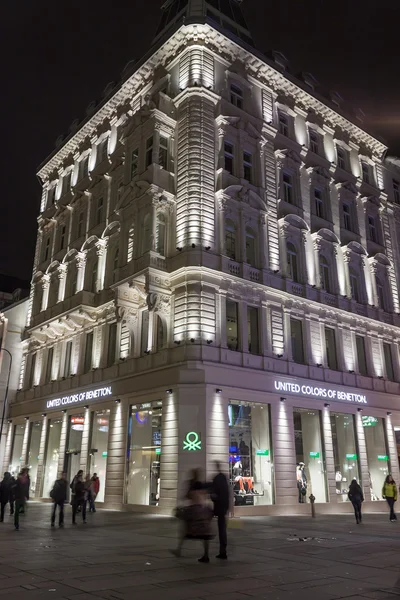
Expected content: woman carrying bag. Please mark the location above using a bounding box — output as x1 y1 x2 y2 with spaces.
382 474 398 522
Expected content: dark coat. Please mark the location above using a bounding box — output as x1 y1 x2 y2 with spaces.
211 472 230 516
0 474 14 503
13 476 28 502
51 479 68 503
348 483 364 503
74 480 85 501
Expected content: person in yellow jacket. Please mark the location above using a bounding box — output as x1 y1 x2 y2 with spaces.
382 475 398 521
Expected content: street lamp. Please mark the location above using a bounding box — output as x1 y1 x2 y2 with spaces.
0 348 13 447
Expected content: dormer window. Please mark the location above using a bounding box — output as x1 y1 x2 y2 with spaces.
79 155 89 180
361 161 370 184
309 130 319 154
62 171 72 195
47 186 56 207
230 84 243 110
337 147 346 170
278 112 289 137
98 138 108 163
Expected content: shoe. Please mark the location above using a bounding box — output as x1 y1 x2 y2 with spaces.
170 549 181 558
216 554 228 559
198 556 210 563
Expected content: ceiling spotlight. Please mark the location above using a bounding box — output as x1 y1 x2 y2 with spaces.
348 370 355 374
273 269 279 274
316 363 323 368
205 246 211 251
166 389 173 394
115 399 121 404
191 243 196 248
357 407 363 412
216 388 222 394
84 405 89 409
42 413 47 418
387 411 392 416
280 397 286 403
206 339 213 345
176 247 183 252
190 338 195 343
276 353 283 358
144 350 150 355
148 410 153 415
324 403 330 408
62 409 67 413
174 340 181 345
25 416 29 421
378 375 384 379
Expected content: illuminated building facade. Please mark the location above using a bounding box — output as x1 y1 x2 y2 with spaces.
7 0 400 513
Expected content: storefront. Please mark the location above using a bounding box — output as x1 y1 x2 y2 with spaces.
4 372 400 516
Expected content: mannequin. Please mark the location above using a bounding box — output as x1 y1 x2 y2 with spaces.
296 462 308 503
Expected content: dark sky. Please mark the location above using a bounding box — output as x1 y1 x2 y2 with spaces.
2 0 400 282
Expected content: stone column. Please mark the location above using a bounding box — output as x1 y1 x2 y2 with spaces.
160 392 179 512
21 419 30 467
262 137 280 272
57 412 69 478
57 264 68 303
2 421 14 473
386 414 400 484
35 415 48 498
79 407 91 473
76 253 86 292
355 411 371 501
96 240 107 292
41 276 50 312
104 400 128 508
270 402 297 505
322 406 337 502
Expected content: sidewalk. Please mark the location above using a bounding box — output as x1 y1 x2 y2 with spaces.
0 502 398 600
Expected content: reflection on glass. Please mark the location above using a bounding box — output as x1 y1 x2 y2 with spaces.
363 415 390 500
42 419 62 498
67 414 84 481
126 404 162 506
293 408 327 503
9 424 25 476
89 410 110 502
228 402 274 506
27 421 42 498
330 412 360 502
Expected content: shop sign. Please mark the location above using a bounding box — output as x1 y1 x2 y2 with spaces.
45 386 113 409
102 451 108 457
256 449 269 456
155 448 161 455
274 380 367 404
362 416 378 427
183 432 202 451
309 452 320 458
377 455 389 461
346 454 357 460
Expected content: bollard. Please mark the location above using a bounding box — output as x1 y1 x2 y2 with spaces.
309 494 316 518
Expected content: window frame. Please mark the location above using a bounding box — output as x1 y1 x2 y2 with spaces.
282 172 294 204
309 130 319 154
325 327 338 371
159 134 169 170
224 141 234 175
343 202 352 231
243 151 253 183
230 83 243 110
96 197 104 226
290 318 305 364
383 342 395 382
367 215 378 243
145 136 154 168
247 306 260 355
337 147 346 170
278 112 289 137
355 335 368 377
286 242 299 283
226 300 239 351
319 255 331 293
393 180 400 204
350 270 361 303
361 161 370 184
314 188 324 219
130 148 139 180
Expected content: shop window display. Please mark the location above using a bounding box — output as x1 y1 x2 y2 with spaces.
88 410 110 503
362 415 390 500
9 424 25 476
42 419 62 498
27 421 42 498
293 408 327 503
66 414 84 482
330 412 360 502
228 402 274 506
126 402 162 506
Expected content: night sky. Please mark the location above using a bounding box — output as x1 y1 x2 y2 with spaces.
2 0 399 282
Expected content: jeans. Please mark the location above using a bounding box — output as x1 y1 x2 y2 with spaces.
88 492 96 512
72 499 86 523
14 500 25 529
386 497 397 520
351 500 362 523
51 501 64 526
217 514 227 555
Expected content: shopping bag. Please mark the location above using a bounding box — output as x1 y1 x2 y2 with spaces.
227 517 243 529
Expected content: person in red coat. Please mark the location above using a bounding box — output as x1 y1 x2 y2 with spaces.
89 474 100 512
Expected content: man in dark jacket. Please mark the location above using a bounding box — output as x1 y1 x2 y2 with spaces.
72 472 86 524
211 461 230 560
0 472 15 521
50 472 68 527
13 472 28 530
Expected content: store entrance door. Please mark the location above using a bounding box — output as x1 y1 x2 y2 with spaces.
65 415 84 484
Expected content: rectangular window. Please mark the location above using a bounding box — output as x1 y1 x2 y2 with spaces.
243 151 253 183
383 343 395 381
290 318 305 364
89 410 109 503
107 323 117 367
224 142 234 175
343 203 352 231
293 408 327 503
62 172 72 195
247 307 259 354
315 189 324 219
126 403 162 506
44 237 50 261
226 300 239 351
368 216 377 243
337 147 346 170
330 413 360 502
228 401 274 506
64 341 72 377
159 134 168 169
79 155 89 180
393 180 400 204
84 332 94 373
283 172 294 204
278 112 289 137
45 347 54 383
361 162 370 184
60 224 66 250
309 130 319 154
48 187 56 206
145 136 153 168
131 148 139 179
9 424 25 475
356 335 368 376
41 418 62 497
28 353 37 388
350 273 360 303
225 224 236 259
363 416 390 499
325 327 338 370
96 197 104 226
377 281 386 310
99 138 108 163
77 211 84 238
230 84 243 109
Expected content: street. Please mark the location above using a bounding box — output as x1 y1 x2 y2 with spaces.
0 503 399 600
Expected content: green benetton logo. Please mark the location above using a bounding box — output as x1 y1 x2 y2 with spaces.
183 432 202 451
309 452 320 458
256 449 269 456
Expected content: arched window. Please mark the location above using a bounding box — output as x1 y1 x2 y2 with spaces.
156 213 166 256
142 214 151 254
376 276 386 310
67 263 77 298
225 219 237 260
155 315 165 351
319 255 331 293
349 268 361 303
112 248 119 284
127 224 134 262
245 227 257 267
286 242 298 282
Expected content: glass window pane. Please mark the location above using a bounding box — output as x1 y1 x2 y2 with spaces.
89 410 110 503
293 408 327 503
356 336 368 376
325 327 338 370
247 307 259 354
362 415 390 500
384 343 395 381
126 404 162 506
228 402 274 506
226 300 239 351
9 424 25 476
27 421 42 498
66 414 84 482
330 412 360 502
290 319 305 364
42 418 62 498
107 323 117 367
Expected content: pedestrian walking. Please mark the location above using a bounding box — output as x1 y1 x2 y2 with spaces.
50 472 68 528
72 472 86 524
0 472 15 521
13 471 28 530
19 468 30 515
211 461 230 560
382 474 398 521
348 479 364 524
89 473 100 512
70 470 83 510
